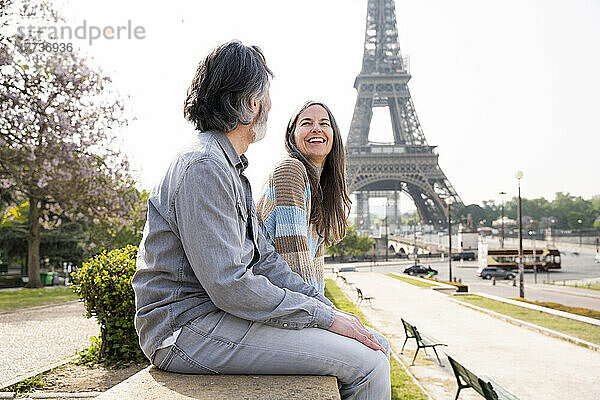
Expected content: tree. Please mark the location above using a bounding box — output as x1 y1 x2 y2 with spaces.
456 204 488 226
402 210 420 226
326 224 375 257
84 189 149 252
0 0 138 287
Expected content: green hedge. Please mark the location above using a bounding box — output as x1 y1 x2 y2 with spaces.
419 276 469 292
71 245 145 365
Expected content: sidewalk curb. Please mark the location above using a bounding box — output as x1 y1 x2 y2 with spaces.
0 355 79 390
389 273 459 295
540 285 600 300
469 291 600 327
21 392 102 399
390 351 434 400
450 297 600 353
0 300 81 317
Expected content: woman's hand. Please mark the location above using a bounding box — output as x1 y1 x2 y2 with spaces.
327 309 385 353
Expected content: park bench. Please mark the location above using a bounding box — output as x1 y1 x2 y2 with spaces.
355 287 374 307
400 318 447 366
339 275 355 287
448 355 519 400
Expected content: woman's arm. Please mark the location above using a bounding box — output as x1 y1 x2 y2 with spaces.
257 158 320 287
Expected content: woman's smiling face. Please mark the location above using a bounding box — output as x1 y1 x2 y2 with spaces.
293 104 334 167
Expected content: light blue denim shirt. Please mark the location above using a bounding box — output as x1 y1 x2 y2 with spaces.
132 131 335 360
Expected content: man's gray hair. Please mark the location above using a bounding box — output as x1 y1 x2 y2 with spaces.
184 40 273 133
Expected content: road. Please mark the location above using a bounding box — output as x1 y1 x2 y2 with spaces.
0 301 98 388
331 249 600 311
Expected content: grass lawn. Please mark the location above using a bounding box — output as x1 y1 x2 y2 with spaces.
455 294 600 346
0 287 78 312
325 279 428 400
512 298 600 321
385 273 438 288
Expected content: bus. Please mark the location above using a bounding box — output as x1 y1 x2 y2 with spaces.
483 248 561 271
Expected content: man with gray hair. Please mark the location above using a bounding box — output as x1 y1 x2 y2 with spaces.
132 40 391 400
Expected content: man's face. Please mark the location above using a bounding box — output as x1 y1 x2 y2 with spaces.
251 89 271 143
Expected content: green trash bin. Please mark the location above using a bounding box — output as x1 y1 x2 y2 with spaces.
48 272 57 286
40 272 54 286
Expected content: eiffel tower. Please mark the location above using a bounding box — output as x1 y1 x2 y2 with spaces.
347 0 463 231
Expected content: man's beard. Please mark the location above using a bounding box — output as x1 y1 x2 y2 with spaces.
251 102 268 143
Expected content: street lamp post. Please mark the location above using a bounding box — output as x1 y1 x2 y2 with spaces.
516 171 524 298
447 199 454 283
577 219 583 247
500 191 506 248
412 222 418 265
384 216 389 262
550 218 556 246
529 229 537 284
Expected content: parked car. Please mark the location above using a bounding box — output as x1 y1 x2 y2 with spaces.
451 252 476 261
478 267 516 280
403 265 438 277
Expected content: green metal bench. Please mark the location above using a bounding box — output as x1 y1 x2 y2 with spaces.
400 318 447 366
448 355 519 400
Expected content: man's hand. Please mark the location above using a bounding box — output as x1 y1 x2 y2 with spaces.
327 309 385 353
333 307 363 324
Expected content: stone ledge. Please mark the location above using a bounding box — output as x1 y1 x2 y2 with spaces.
96 366 341 400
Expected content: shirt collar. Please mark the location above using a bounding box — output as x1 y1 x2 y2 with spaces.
211 131 249 172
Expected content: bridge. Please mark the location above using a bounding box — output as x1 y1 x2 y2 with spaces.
374 234 449 257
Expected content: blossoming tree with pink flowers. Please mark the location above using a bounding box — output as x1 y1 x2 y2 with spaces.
0 0 138 287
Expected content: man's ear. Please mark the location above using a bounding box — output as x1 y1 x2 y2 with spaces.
249 96 260 118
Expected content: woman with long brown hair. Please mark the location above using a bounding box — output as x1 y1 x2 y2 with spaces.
257 100 351 294
257 100 390 366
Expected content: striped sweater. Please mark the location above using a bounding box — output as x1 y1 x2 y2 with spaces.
257 157 325 294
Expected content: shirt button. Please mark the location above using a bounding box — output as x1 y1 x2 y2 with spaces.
283 323 288 327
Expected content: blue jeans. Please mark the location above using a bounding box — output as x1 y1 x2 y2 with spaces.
153 310 391 400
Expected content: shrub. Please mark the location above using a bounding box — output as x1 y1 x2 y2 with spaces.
420 276 469 292
71 245 145 365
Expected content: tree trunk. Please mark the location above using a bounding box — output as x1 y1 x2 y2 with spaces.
26 198 43 288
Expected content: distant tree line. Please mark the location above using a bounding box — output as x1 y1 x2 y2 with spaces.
0 191 148 274
457 192 600 232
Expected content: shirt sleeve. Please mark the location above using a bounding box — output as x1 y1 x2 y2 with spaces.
257 160 321 287
252 221 334 308
174 159 334 329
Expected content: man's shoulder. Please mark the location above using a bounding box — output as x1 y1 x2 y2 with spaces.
176 132 227 167
150 133 230 198
163 132 234 182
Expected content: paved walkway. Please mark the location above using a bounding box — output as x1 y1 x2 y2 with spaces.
0 301 98 387
334 272 600 400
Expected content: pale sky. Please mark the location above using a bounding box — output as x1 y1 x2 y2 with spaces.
45 0 600 209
